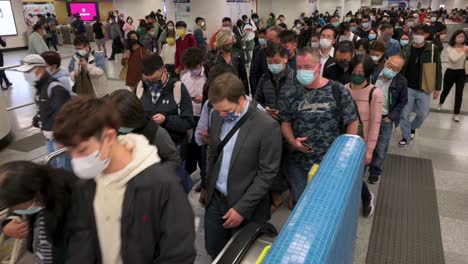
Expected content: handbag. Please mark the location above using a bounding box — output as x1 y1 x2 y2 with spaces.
421 44 437 94
72 66 95 97
465 58 468 75
119 63 128 81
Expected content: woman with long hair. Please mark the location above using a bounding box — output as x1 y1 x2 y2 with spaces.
122 30 149 90
345 55 383 217
0 161 77 263
158 20 175 53
438 30 468 122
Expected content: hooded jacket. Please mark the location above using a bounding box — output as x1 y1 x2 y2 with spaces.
51 67 73 95
66 134 196 264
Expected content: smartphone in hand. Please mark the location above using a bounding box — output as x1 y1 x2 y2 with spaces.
302 141 313 150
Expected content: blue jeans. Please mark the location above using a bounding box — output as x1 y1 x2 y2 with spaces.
46 139 72 171
288 159 309 204
400 88 430 140
369 121 394 177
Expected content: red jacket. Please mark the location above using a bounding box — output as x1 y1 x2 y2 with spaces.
175 34 197 70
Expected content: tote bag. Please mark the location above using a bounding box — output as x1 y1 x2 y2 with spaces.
421 44 436 94
72 66 95 97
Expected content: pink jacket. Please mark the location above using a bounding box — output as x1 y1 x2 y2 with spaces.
345 84 383 156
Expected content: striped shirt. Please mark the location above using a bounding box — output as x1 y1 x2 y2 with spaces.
33 212 53 264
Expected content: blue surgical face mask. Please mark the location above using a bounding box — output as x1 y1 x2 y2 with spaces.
77 48 88 57
368 34 377 40
296 70 316 86
431 17 437 22
222 111 239 123
332 21 340 28
361 22 369 28
190 68 202 77
14 201 44 215
383 67 397 79
350 26 357 32
268 63 284 74
118 127 134 134
400 40 409 46
258 38 267 46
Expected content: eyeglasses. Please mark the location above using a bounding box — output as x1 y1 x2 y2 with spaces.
385 62 401 72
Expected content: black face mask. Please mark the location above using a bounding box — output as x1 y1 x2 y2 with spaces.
336 60 350 70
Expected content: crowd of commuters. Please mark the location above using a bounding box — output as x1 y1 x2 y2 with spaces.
0 4 467 264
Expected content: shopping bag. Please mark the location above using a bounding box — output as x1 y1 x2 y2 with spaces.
119 63 128 81
465 59 468 75
421 44 436 94
72 67 95 97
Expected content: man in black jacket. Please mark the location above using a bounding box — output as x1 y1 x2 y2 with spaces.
249 25 284 95
255 43 296 210
136 53 195 192
16 54 71 170
136 53 195 146
323 40 354 85
53 97 196 264
369 54 408 184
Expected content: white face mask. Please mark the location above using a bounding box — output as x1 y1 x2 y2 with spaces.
24 69 40 85
311 42 320 48
371 55 382 62
72 149 111 179
319 38 332 49
413 35 425 44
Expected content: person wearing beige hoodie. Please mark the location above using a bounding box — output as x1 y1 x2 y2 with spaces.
52 97 196 264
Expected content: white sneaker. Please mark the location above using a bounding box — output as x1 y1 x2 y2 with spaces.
437 104 442 111
453 115 460 122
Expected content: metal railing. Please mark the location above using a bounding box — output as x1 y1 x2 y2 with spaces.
43 147 68 166
0 64 36 112
6 102 35 111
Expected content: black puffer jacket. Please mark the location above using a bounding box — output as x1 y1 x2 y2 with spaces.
254 66 297 110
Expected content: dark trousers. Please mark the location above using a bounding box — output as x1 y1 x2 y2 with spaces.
440 68 465 114
185 117 204 177
165 64 177 78
270 144 290 193
110 37 123 59
45 37 58 51
0 70 10 87
204 190 245 258
362 181 371 202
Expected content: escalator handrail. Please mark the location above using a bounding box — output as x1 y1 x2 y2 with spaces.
213 222 277 264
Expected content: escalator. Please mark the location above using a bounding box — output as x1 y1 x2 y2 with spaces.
213 223 277 264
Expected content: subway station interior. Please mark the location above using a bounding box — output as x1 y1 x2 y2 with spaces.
0 0 467 263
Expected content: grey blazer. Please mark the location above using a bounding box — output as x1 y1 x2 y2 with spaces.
206 102 283 223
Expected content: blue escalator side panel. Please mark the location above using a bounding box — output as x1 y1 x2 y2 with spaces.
263 135 366 264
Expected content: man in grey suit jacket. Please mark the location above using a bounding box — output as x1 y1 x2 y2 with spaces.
204 73 282 259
